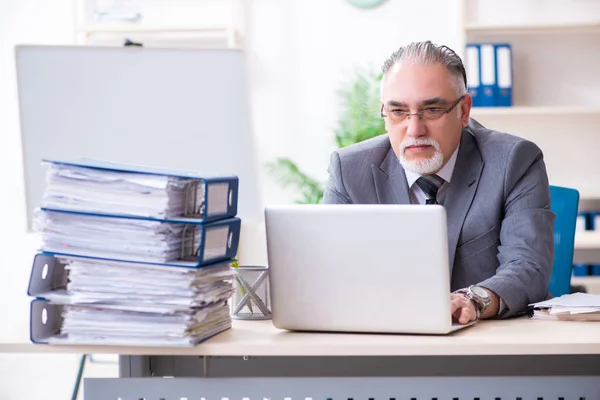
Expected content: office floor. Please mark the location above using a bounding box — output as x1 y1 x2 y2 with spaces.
0 354 117 400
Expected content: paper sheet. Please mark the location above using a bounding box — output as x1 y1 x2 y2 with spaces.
530 293 600 321
41 163 203 218
530 293 600 308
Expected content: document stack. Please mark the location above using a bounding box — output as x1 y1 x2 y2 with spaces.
529 293 600 321
27 159 241 346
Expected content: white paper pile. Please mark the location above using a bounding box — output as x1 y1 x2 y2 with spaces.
35 210 191 263
42 163 204 219
30 160 239 347
48 256 235 346
529 293 600 321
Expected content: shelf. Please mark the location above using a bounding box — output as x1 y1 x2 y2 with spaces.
76 25 240 48
470 106 600 117
571 276 600 294
465 21 600 35
78 25 235 34
575 231 600 250
574 231 600 264
579 198 600 214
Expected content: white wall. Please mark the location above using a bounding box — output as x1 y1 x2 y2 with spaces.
247 0 463 203
0 1 116 398
464 0 600 198
239 0 462 265
0 0 461 398
1 0 76 337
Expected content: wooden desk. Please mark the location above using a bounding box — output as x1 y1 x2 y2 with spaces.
2 318 600 399
2 317 600 356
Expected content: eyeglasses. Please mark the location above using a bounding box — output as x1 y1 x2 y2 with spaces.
380 94 466 123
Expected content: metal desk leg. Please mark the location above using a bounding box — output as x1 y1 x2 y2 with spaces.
118 356 152 378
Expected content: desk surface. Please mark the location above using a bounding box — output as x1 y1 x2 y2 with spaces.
2 318 600 356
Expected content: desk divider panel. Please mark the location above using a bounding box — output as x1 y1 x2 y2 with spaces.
84 376 600 400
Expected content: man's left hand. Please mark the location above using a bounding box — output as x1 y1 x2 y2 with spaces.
450 293 477 324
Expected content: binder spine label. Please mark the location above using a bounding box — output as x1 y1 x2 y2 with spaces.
497 47 512 89
495 44 513 107
201 225 232 262
480 44 496 107
207 182 231 216
465 44 481 107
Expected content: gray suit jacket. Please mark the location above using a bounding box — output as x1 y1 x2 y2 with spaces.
322 118 555 317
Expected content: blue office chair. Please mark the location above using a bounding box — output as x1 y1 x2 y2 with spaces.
548 185 580 297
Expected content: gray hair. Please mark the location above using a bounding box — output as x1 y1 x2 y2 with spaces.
381 41 467 96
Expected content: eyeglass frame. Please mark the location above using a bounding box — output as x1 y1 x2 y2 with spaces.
380 94 466 122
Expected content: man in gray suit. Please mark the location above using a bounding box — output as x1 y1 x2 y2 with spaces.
322 41 555 324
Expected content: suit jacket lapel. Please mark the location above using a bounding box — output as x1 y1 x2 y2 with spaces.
372 146 411 204
444 130 484 272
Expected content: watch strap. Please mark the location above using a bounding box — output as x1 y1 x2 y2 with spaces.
454 286 488 319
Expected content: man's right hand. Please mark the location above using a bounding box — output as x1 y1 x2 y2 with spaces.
450 293 477 324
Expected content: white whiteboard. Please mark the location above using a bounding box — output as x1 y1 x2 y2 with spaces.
15 45 263 228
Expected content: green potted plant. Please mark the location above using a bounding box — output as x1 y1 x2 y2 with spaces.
266 68 385 203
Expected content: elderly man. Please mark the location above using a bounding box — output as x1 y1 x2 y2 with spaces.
322 41 555 324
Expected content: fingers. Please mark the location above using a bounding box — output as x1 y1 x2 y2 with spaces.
458 306 475 324
450 294 476 324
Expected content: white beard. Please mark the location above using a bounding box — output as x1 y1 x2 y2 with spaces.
398 137 444 174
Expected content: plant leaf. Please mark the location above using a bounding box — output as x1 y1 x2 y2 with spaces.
265 67 384 204
334 68 385 148
265 158 324 204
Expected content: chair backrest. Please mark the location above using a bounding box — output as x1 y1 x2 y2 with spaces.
548 185 580 297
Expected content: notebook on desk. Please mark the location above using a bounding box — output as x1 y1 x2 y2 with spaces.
264 204 475 335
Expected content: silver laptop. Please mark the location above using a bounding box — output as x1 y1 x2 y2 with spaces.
264 204 475 334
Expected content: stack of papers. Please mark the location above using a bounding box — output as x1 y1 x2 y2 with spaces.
42 162 204 219
59 302 231 347
35 210 192 263
46 256 235 346
29 159 241 347
529 293 600 321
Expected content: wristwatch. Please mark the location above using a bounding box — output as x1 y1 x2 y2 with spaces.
454 285 491 319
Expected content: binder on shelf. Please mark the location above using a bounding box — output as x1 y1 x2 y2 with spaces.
42 158 239 223
465 43 482 107
37 207 241 267
479 43 496 107
588 212 600 231
573 264 590 276
494 43 513 107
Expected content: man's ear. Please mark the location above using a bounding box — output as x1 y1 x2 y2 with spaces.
461 93 472 127
380 101 390 132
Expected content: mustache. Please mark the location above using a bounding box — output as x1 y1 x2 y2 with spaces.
400 137 441 151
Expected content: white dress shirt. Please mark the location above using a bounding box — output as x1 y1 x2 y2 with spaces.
402 143 506 316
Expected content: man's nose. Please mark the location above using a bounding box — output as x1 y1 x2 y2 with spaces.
405 114 426 138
